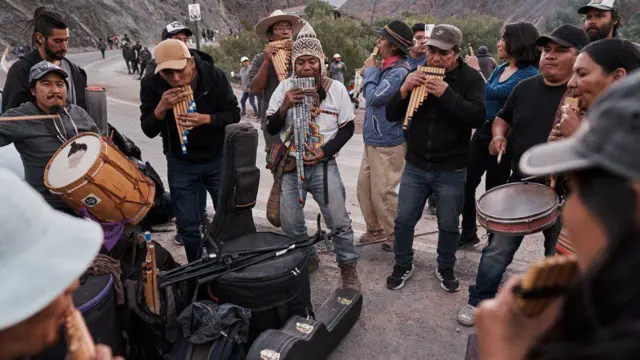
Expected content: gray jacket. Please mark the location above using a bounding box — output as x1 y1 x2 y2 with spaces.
329 61 346 83
0 102 99 210
239 67 251 92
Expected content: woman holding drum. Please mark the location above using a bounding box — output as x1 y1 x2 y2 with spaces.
475 70 640 360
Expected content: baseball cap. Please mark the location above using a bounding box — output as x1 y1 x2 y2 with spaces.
240 56 249 63
520 70 640 181
426 24 462 50
154 39 192 74
578 0 618 14
333 53 341 59
535 24 590 50
0 168 103 330
28 60 68 87
162 21 193 40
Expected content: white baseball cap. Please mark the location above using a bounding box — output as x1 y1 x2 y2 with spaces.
240 56 249 63
333 53 341 59
0 168 103 330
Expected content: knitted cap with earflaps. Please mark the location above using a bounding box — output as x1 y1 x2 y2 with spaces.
292 22 326 78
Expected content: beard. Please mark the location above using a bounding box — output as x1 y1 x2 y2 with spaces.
44 41 66 61
586 21 614 42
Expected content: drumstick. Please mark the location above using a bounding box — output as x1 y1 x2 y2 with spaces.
497 149 504 164
0 114 61 121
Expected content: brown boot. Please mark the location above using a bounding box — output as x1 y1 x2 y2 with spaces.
339 261 361 291
359 229 386 244
308 254 321 274
381 235 395 252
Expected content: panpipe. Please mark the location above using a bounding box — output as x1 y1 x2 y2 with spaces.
371 46 379 58
290 77 317 205
173 86 197 155
514 254 579 318
403 66 445 130
143 232 161 314
270 39 293 82
65 307 96 360
468 43 474 57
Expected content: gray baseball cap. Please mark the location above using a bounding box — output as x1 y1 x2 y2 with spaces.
28 60 68 87
520 70 640 181
578 0 618 14
426 24 462 50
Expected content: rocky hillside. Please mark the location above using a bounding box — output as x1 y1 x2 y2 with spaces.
339 0 561 25
0 0 304 48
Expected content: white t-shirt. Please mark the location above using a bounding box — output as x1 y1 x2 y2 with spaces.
266 78 355 156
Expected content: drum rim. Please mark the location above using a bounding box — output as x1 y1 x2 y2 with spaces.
476 182 559 221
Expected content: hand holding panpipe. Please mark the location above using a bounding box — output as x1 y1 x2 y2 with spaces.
65 307 96 360
403 66 445 130
269 39 293 82
513 255 579 318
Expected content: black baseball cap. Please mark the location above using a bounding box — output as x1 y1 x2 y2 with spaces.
535 24 590 50
161 21 193 40
578 0 618 14
520 70 640 181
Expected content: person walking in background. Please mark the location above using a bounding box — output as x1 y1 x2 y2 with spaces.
122 42 136 74
239 56 258 117
476 45 498 78
329 54 347 84
138 46 152 80
98 38 107 59
108 35 113 50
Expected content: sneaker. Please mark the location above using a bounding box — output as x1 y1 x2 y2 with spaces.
338 262 361 291
386 264 414 290
241 112 246 117
174 233 184 246
457 304 477 326
458 232 480 248
435 267 460 292
308 254 320 274
359 229 386 244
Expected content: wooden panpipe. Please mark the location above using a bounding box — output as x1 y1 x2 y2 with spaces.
514 254 579 318
143 232 161 314
65 307 96 360
403 66 445 130
270 39 293 82
468 43 474 57
173 86 196 155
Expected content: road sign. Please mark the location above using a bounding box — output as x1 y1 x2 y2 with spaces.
188 4 201 21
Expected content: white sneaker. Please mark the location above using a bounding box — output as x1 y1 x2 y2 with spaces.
457 304 476 326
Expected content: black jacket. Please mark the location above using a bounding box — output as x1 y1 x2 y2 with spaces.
2 50 88 112
386 58 485 171
139 54 240 162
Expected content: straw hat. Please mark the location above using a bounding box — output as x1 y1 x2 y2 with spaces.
254 10 304 41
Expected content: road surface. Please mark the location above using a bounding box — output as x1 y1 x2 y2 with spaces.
1 50 548 360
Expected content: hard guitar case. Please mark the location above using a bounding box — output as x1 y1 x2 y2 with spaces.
245 288 363 360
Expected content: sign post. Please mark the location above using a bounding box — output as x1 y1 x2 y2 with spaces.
188 3 201 51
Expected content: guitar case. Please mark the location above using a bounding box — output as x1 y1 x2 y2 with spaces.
245 288 363 360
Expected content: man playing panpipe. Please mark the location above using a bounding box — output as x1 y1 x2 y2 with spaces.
140 39 240 263
357 20 412 250
475 70 640 360
3 7 88 112
0 169 121 360
384 24 486 292
265 23 361 290
249 10 304 155
457 25 589 327
0 61 99 216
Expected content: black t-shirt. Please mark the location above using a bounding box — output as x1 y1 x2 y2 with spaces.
498 74 567 180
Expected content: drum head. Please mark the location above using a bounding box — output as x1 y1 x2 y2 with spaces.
47 134 102 188
477 182 558 221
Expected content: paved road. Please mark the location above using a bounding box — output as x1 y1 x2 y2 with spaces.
1 50 548 359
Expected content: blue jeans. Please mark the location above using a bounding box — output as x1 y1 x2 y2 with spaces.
240 92 257 115
394 163 466 269
280 159 359 264
167 153 222 262
468 220 561 306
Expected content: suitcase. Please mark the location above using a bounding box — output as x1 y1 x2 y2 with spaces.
245 287 363 360
32 274 124 359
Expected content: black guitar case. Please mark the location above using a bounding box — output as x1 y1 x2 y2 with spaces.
245 288 363 360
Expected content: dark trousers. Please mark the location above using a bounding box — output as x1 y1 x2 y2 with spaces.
240 92 258 115
100 49 106 59
140 61 148 77
394 163 466 269
468 219 561 306
461 133 511 235
167 153 222 262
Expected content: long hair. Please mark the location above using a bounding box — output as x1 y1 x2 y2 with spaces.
501 22 541 68
528 168 640 359
23 7 67 47
581 39 640 75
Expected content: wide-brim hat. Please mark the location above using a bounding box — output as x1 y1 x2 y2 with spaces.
0 168 103 330
375 20 414 55
255 10 304 41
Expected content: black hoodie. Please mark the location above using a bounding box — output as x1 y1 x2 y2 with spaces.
2 49 87 112
139 53 240 162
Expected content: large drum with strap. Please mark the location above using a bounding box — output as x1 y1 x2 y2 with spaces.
44 133 155 225
476 182 561 236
